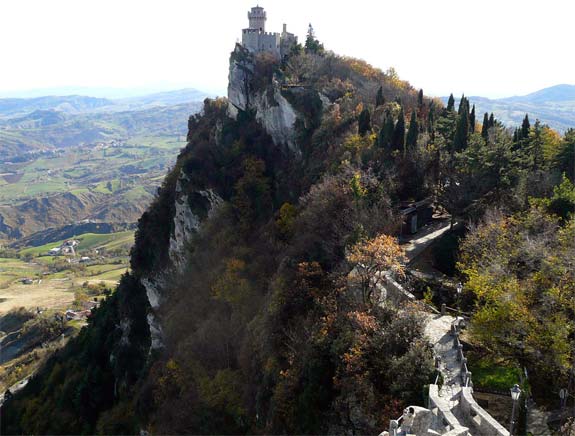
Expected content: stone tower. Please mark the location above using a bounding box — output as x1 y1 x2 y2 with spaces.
248 6 266 32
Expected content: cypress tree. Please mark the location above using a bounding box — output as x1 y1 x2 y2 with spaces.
418 89 424 107
446 93 455 112
489 113 495 128
391 108 405 152
481 112 489 140
375 86 385 107
520 114 530 140
453 106 470 152
378 110 395 149
406 108 419 149
469 104 476 133
358 108 371 136
513 128 519 143
457 95 468 115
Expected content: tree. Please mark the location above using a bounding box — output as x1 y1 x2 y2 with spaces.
469 104 476 134
378 111 395 150
376 86 385 107
488 113 495 128
405 109 418 149
346 234 405 306
358 107 371 136
453 99 470 152
446 94 455 112
556 129 575 181
231 157 272 231
520 114 531 140
418 89 424 107
391 108 405 152
305 23 324 54
529 120 545 170
481 112 490 140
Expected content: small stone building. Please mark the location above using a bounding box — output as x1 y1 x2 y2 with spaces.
400 198 434 235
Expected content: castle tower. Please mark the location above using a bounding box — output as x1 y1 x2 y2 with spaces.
248 6 266 32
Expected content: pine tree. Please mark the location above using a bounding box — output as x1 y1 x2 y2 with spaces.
375 86 385 107
447 94 455 112
469 104 476 133
406 109 419 149
481 113 490 140
391 108 405 152
305 23 324 54
378 110 395 149
358 108 371 136
520 114 531 140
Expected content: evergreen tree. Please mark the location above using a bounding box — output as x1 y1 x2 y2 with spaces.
530 120 544 170
481 112 490 140
418 89 424 107
520 114 531 140
469 104 476 133
489 113 495 128
453 103 470 152
391 108 405 152
406 109 419 149
427 102 436 137
457 95 468 115
378 110 395 149
305 24 324 54
358 108 371 136
446 94 455 112
375 86 385 107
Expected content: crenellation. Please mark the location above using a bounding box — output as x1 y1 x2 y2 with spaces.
241 5 298 58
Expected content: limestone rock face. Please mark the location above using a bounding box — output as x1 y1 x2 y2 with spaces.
141 169 222 351
227 44 301 155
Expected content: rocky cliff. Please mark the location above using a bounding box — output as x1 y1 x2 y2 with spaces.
228 44 303 155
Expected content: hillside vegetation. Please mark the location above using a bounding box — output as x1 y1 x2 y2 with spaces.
2 37 574 435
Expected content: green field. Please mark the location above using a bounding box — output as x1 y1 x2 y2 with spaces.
19 231 135 257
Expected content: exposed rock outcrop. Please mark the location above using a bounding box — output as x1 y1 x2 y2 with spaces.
141 169 223 351
227 45 301 155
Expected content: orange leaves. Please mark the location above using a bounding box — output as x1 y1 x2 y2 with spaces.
347 234 405 275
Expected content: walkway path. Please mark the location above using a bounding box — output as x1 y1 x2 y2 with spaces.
402 220 454 263
424 314 469 430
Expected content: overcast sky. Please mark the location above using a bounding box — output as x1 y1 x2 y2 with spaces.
0 0 573 99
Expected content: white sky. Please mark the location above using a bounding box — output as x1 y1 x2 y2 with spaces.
0 0 573 99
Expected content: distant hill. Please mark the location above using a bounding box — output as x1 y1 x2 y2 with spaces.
0 101 202 158
443 84 575 132
113 88 210 110
0 88 211 120
0 95 113 119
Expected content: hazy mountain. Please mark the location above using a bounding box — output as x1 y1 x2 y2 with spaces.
443 84 575 132
0 88 211 120
0 101 203 158
0 95 113 118
114 88 210 109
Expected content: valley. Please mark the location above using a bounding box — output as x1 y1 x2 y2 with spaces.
0 90 205 397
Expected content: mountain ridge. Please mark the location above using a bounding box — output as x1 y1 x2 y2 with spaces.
442 84 575 132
